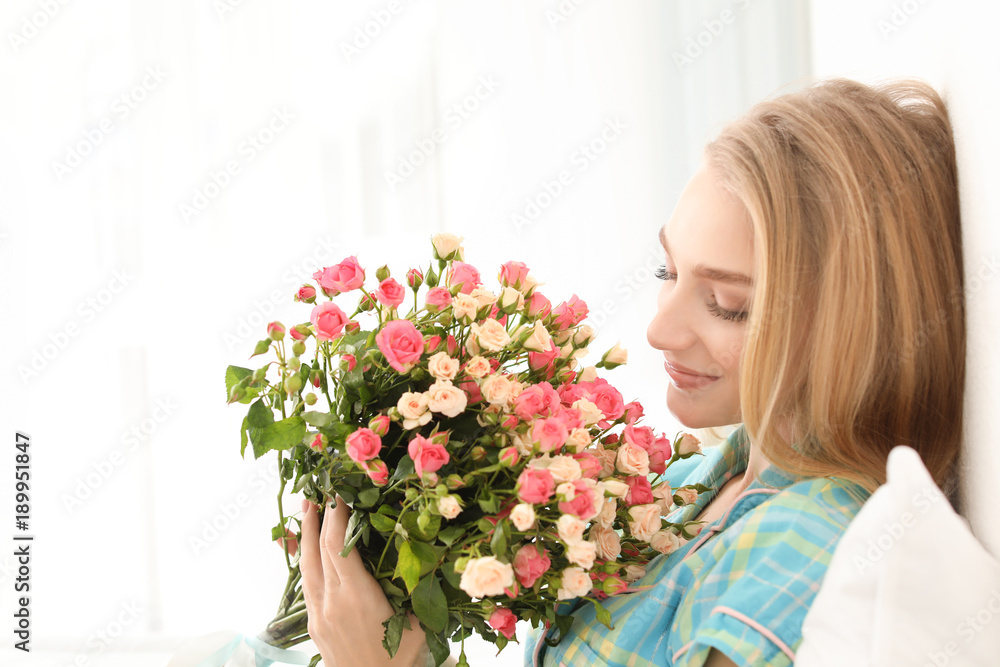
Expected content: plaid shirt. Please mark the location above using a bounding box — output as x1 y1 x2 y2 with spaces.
523 425 870 667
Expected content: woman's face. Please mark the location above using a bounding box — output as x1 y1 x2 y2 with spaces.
646 161 754 428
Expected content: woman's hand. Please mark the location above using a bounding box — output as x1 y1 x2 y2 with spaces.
299 497 430 667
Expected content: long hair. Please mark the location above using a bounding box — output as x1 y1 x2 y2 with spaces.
705 78 965 507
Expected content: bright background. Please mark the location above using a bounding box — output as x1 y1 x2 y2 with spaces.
1 1 997 665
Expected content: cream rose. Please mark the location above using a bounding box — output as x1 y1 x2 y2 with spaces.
573 325 595 347
650 529 681 555
602 341 628 366
623 563 646 583
571 398 603 427
565 540 598 569
556 513 586 544
468 287 498 308
510 431 533 457
498 285 522 311
459 556 514 599
451 293 479 322
521 320 552 353
579 365 598 382
431 233 465 261
425 379 468 417
509 503 536 531
627 504 662 542
534 454 582 484
481 373 515 406
616 441 650 476
437 495 462 520
652 481 674 515
589 525 622 560
601 479 629 499
470 318 511 352
463 355 491 379
675 487 699 505
564 428 592 453
557 566 592 600
596 498 617 529
594 443 618 478
677 433 702 455
427 351 460 381
397 392 432 430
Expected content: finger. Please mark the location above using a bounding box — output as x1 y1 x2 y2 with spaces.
298 498 326 610
321 495 366 583
318 498 344 592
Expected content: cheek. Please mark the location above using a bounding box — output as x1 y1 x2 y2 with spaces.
706 329 745 377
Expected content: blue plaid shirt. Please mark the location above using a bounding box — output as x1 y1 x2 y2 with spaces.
523 425 870 667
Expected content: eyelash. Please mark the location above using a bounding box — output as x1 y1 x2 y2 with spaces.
654 264 749 323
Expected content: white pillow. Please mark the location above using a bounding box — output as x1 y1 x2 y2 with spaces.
797 445 1000 666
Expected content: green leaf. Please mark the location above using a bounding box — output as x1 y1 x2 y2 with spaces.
356 487 380 508
240 416 249 458
437 526 464 547
440 560 461 590
593 599 613 629
370 512 397 533
247 399 274 428
252 416 306 459
409 541 438 567
412 574 448 633
477 493 499 514
401 511 441 541
339 509 362 558
381 609 408 659
270 524 286 541
422 626 450 667
489 519 509 559
301 411 333 427
225 365 253 401
394 542 421 593
389 456 415 484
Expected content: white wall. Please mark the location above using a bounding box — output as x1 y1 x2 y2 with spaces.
810 0 1000 557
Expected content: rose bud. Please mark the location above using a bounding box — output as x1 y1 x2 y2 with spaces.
445 474 465 489
292 341 306 356
289 326 306 341
340 354 356 372
252 367 267 382
600 341 629 369
498 446 520 467
375 264 390 282
309 433 327 451
406 268 424 289
267 321 286 341
294 285 317 304
283 375 304 395
310 370 323 388
368 414 390 437
304 393 318 405
227 386 245 404
345 320 360 334
470 445 487 462
359 293 376 311
251 339 271 358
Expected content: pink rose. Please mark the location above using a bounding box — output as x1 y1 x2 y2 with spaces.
512 544 550 588
572 451 602 479
558 382 590 406
553 406 584 431
625 475 654 506
526 291 551 318
313 256 365 296
425 287 452 311
341 353 357 372
551 294 589 331
448 261 482 294
406 268 423 288
368 414 390 437
516 468 555 504
624 425 655 451
346 428 382 463
267 321 285 339
407 434 450 478
512 382 560 421
488 608 517 639
375 319 423 373
587 382 626 424
648 435 672 475
310 302 349 342
527 340 559 378
557 479 600 520
295 285 317 303
289 326 305 341
360 459 389 486
499 260 531 289
531 417 568 453
375 277 406 307
623 401 644 425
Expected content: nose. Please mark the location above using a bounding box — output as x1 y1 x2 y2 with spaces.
646 286 695 352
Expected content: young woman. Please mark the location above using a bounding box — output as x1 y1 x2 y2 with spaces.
297 77 966 667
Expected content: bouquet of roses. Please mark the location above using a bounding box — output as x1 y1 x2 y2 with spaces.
225 234 708 666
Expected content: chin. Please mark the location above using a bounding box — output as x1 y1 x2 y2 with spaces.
665 388 738 430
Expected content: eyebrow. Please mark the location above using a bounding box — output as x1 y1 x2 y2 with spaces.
658 226 753 287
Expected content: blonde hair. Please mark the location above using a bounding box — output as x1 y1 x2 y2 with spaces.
705 78 965 505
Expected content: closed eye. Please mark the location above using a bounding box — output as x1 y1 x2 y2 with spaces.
654 263 748 323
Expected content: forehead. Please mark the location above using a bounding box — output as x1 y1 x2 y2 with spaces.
661 164 754 280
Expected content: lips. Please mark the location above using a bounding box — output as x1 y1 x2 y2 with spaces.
663 361 720 390
664 361 718 379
